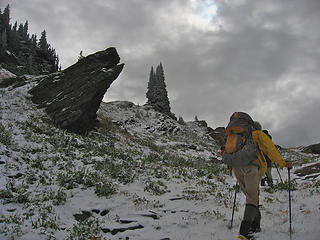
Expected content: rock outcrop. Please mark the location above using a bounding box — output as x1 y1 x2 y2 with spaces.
302 143 320 154
28 47 124 133
295 162 320 179
207 127 225 146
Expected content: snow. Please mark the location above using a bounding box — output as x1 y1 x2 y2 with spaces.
0 68 16 81
0 78 319 240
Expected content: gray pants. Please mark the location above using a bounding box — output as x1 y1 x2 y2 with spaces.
265 166 273 185
233 165 260 206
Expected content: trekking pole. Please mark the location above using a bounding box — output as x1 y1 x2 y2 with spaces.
275 164 284 184
228 181 238 229
288 168 292 240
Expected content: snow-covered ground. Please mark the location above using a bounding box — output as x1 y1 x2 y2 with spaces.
0 68 16 80
0 71 319 240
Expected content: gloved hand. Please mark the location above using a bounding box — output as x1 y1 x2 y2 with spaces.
285 161 293 169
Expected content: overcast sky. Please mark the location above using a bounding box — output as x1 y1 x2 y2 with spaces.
3 0 320 147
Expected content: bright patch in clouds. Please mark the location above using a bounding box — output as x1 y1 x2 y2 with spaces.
201 0 218 19
173 0 219 32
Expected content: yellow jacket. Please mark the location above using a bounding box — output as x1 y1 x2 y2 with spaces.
252 130 286 176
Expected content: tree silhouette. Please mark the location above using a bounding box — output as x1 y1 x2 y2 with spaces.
146 62 176 119
38 30 49 51
0 4 60 74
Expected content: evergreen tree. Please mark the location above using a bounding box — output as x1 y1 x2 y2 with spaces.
0 4 60 75
146 62 175 119
3 5 10 28
178 116 185 125
31 34 37 45
146 66 156 103
12 21 17 32
0 5 10 50
23 20 28 40
38 30 49 51
18 23 23 36
55 54 60 71
0 28 7 49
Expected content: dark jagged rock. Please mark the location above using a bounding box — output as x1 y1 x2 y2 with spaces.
101 224 144 235
207 126 225 146
8 173 24 179
28 47 124 134
91 209 100 214
302 143 320 154
294 162 320 179
73 211 92 222
100 209 110 216
117 219 138 224
0 76 27 89
196 120 208 128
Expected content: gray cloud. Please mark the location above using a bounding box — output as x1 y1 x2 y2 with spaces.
5 0 320 147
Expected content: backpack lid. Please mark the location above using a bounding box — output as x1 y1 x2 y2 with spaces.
226 112 254 134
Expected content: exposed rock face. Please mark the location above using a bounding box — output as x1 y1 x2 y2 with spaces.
295 162 320 179
28 47 124 133
207 127 226 146
302 143 320 154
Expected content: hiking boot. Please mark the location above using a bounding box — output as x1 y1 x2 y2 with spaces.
238 235 255 240
267 180 273 187
260 178 266 186
239 221 254 240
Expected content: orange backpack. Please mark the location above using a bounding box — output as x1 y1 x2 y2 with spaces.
222 112 257 167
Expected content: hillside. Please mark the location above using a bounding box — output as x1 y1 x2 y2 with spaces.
0 71 319 240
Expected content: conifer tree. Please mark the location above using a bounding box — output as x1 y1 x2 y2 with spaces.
23 20 29 39
31 34 37 45
3 5 10 28
12 21 17 31
146 66 156 103
146 62 175 119
0 28 7 49
0 4 59 74
178 116 185 125
38 30 49 51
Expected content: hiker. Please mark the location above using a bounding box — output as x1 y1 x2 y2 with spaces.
221 112 293 240
261 130 273 187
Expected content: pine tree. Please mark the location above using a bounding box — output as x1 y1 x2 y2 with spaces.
3 5 10 28
38 30 49 51
31 34 37 45
146 62 175 119
0 28 7 49
0 4 59 74
23 20 28 40
0 5 10 50
18 23 23 36
146 66 156 103
12 21 17 32
178 116 185 125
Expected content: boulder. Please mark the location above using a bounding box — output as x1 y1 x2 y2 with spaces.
207 127 225 146
302 143 320 154
28 47 124 133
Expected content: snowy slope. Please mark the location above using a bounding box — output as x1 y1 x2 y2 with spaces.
0 75 319 240
0 68 16 80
